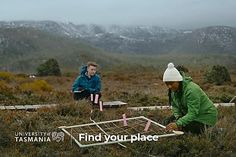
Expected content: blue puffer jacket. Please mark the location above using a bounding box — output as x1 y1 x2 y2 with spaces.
72 65 101 93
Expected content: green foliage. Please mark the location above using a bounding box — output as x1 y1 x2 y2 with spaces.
205 65 231 85
37 58 61 76
0 71 14 81
20 80 53 93
0 67 235 156
0 118 11 148
56 101 91 117
218 94 233 103
37 146 59 157
0 80 17 104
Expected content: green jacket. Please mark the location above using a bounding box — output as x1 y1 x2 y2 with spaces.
171 77 217 127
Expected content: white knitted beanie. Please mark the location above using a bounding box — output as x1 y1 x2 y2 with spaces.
163 63 183 82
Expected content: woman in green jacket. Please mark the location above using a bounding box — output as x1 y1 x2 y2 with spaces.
163 63 218 134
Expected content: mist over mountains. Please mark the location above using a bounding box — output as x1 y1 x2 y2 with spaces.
1 20 236 55
0 20 236 72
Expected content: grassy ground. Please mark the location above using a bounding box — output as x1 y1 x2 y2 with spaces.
0 66 236 157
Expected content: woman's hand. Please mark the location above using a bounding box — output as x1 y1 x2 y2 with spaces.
165 122 178 131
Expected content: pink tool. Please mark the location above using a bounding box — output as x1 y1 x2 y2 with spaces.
90 94 94 102
94 94 99 104
122 114 128 126
99 101 103 111
144 120 151 132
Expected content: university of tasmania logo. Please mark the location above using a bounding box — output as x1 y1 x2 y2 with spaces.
15 131 64 143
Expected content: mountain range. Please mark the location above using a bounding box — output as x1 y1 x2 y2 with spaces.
0 21 236 72
1 20 236 54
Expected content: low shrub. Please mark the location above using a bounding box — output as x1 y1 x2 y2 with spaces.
20 80 53 93
0 71 14 81
205 65 231 85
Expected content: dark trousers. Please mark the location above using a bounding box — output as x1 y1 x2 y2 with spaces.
163 115 208 134
73 90 102 104
73 90 90 100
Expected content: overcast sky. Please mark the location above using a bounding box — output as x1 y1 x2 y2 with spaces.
0 0 236 29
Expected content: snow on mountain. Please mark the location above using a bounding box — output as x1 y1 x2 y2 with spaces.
0 21 236 54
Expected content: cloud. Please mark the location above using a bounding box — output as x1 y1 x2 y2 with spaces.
0 0 236 29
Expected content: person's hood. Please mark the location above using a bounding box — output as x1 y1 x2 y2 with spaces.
178 71 192 84
79 65 99 78
183 76 192 83
182 75 193 90
174 71 192 93
80 65 87 76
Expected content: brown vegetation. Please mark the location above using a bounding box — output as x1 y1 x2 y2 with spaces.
0 67 236 156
